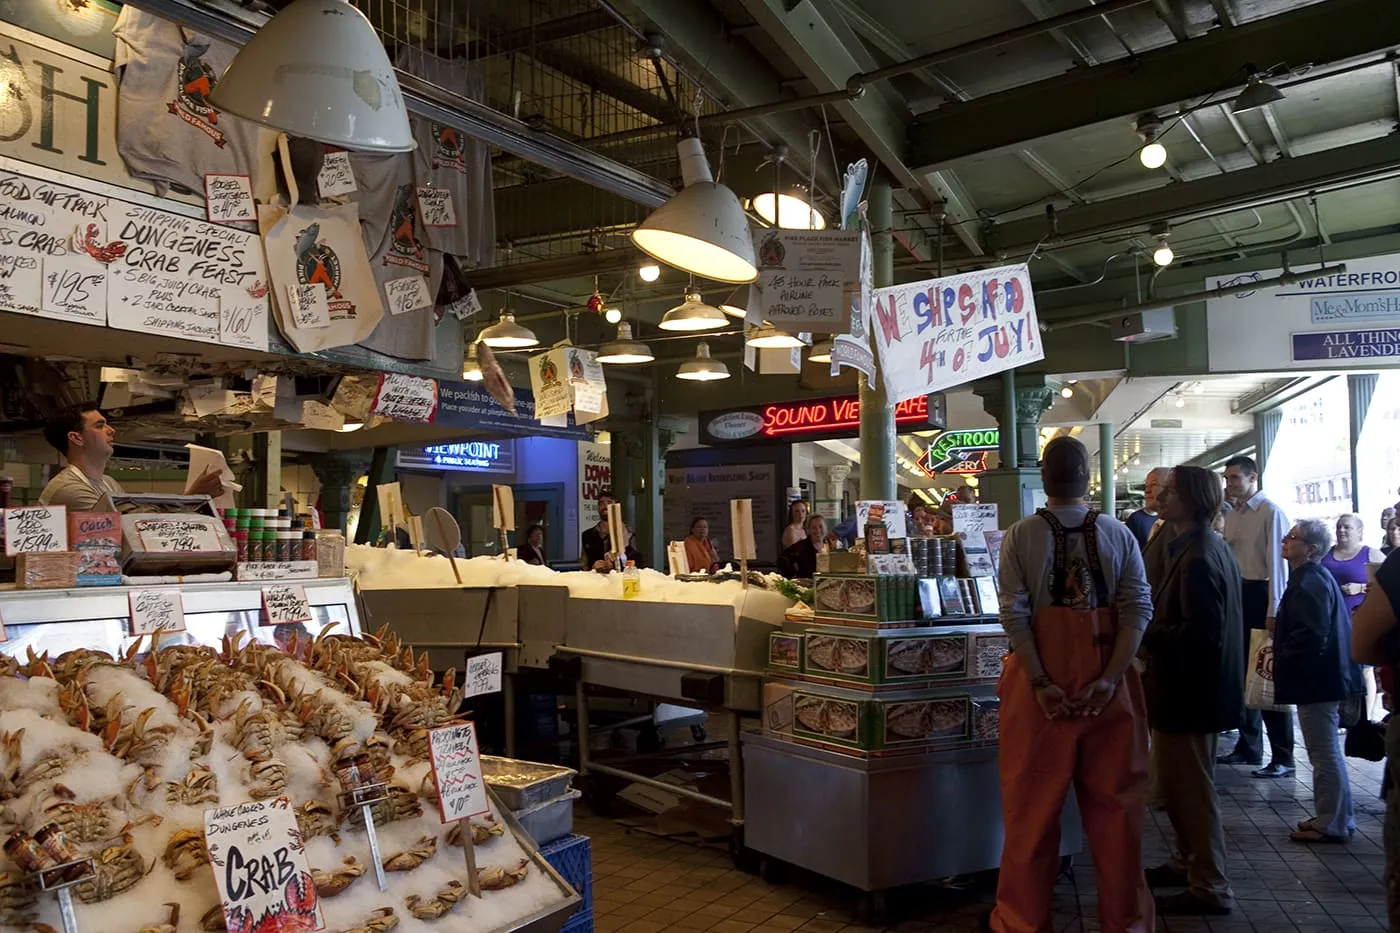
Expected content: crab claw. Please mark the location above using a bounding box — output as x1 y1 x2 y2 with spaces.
123 636 144 664
440 669 457 698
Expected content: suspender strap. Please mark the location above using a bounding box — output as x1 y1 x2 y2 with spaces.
1036 508 1110 606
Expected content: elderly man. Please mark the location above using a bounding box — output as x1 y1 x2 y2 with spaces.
987 436 1155 933
1125 468 1168 550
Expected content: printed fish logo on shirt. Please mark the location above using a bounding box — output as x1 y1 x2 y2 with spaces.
385 184 429 274
429 122 468 173
168 39 227 147
294 222 355 319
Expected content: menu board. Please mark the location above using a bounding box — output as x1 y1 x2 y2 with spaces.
663 463 779 563
0 169 271 352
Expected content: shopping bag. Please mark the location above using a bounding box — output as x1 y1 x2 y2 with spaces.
1244 629 1293 712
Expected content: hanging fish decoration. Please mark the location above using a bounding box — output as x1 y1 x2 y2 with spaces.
475 341 516 415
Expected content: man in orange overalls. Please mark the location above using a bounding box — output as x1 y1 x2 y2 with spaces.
987 437 1155 933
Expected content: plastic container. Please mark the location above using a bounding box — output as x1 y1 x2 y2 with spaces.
301 532 317 561
621 561 640 600
512 789 581 847
539 834 591 915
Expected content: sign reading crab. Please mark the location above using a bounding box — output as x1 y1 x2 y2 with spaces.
204 796 324 933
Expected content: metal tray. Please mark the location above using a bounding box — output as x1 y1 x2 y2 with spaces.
483 755 578 810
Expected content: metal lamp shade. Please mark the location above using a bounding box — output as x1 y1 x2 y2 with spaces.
1231 76 1285 114
659 289 728 332
632 138 757 284
479 313 539 348
676 342 730 381
746 323 805 348
461 342 484 380
597 323 655 364
208 0 415 152
807 337 833 363
752 189 826 230
720 285 750 319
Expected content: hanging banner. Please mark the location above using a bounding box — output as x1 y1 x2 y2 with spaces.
578 441 612 528
529 346 607 421
871 263 1043 405
829 228 875 380
566 347 607 424
751 229 859 334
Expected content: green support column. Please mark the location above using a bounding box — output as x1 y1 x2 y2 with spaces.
859 178 896 501
1099 422 1115 515
309 451 371 537
972 374 1057 522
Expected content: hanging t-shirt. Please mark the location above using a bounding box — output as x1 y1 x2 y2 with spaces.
348 151 444 361
111 8 276 199
259 202 385 353
397 48 495 268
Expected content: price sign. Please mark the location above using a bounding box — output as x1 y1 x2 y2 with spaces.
204 798 323 933
0 247 43 316
417 186 457 227
288 284 331 329
443 288 482 321
204 174 256 223
426 722 488 821
465 652 503 698
4 505 68 556
383 276 433 316
220 299 267 350
317 151 357 199
128 589 185 636
41 253 106 324
134 517 225 553
261 584 311 625
372 373 439 424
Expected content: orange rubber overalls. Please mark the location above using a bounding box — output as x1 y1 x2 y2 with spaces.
990 510 1153 933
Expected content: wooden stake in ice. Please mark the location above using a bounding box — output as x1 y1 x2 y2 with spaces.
731 498 756 589
491 485 515 561
425 506 464 584
427 722 488 898
606 501 625 570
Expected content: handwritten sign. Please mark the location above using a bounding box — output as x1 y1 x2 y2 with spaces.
752 229 859 333
42 253 106 324
236 561 318 581
465 652 503 698
427 722 488 822
128 588 185 636
443 288 482 321
204 174 256 223
220 298 267 350
491 484 515 532
417 187 457 227
262 584 312 626
317 151 357 199
372 372 439 423
383 276 433 316
204 798 323 933
133 517 225 553
871 263 1044 405
4 505 68 556
287 283 331 329
0 247 43 315
855 500 908 540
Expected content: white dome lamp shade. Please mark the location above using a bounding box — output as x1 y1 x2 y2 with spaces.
719 285 750 320
745 323 805 349
632 137 757 284
596 322 656 365
752 187 826 230
807 337 834 364
208 0 415 153
676 342 730 382
478 312 539 348
658 288 728 332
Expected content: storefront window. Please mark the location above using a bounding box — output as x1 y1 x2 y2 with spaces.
1357 371 1400 549
1263 377 1351 530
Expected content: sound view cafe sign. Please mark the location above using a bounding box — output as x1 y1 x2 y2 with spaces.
397 440 514 474
699 393 944 445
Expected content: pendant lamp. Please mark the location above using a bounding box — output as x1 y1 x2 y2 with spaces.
676 342 730 382
208 0 415 153
1231 70 1286 114
478 312 539 348
807 337 834 363
658 288 728 332
746 323 806 349
752 187 825 230
720 285 750 319
596 323 655 365
461 342 484 381
632 137 757 284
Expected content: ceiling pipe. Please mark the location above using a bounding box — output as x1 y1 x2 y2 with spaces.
1043 261 1347 331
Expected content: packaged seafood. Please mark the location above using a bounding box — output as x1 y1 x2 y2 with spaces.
882 634 967 682
767 633 802 671
812 573 921 627
971 633 1011 680
972 697 1001 742
762 682 794 735
789 684 974 753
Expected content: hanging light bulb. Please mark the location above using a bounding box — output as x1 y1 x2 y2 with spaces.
1136 115 1167 169
658 288 728 332
638 263 661 283
461 342 484 381
745 323 805 349
604 307 623 325
808 337 834 364
478 312 539 348
1175 395 1186 409
676 342 730 381
1193 381 1206 394
596 322 655 365
1153 237 1175 267
1060 385 1074 399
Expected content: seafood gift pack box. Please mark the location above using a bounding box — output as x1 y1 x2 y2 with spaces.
790 682 973 753
811 573 920 626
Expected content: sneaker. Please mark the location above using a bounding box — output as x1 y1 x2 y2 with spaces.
1217 749 1263 766
1252 763 1296 778
1154 891 1231 916
1145 864 1189 888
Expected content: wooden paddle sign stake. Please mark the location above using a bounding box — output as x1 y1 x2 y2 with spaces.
425 506 464 584
606 501 625 569
491 485 515 561
731 498 756 588
427 722 488 897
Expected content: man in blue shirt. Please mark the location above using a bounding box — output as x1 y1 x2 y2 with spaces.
1125 468 1167 550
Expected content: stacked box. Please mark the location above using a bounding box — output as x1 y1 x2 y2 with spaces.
540 834 591 918
791 684 972 753
68 512 121 586
972 697 1000 744
768 632 802 671
798 629 970 687
813 573 921 626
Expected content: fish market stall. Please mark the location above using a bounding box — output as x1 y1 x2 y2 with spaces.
0 578 580 933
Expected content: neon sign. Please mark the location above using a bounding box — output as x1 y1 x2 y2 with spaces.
397 440 514 474
701 394 933 444
917 429 999 477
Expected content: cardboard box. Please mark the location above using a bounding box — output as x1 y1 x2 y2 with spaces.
68 512 121 586
114 494 235 575
795 628 969 688
970 633 1010 680
768 632 801 671
972 697 1000 743
790 683 972 752
812 573 921 627
17 551 80 589
763 681 794 735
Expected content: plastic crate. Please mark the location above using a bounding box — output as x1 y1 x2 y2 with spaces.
540 833 591 913
561 911 592 933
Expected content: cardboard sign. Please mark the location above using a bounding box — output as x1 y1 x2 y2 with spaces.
443 288 483 321
855 500 908 540
730 498 756 561
0 246 44 316
952 504 999 578
262 584 312 626
128 589 185 636
288 283 332 329
317 151 357 198
372 373 439 424
417 186 457 227
133 517 225 553
204 174 256 223
4 505 68 556
491 485 515 531
204 798 323 933
465 652 503 698
427 722 488 821
41 253 106 325
377 482 405 531
384 276 433 316
751 229 860 333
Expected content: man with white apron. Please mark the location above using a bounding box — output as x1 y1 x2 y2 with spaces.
988 437 1154 933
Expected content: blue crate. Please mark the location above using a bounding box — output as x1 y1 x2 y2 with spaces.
560 911 592 933
540 833 591 911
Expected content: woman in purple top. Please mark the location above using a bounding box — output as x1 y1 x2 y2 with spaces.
1321 514 1374 613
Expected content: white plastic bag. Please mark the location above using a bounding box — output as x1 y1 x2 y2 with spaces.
1244 628 1294 712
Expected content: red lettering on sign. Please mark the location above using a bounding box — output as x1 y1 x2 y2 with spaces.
756 393 929 438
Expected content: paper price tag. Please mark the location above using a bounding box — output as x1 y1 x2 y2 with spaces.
317 150 357 199
128 589 185 636
427 722 488 822
417 186 457 227
465 652 503 698
41 253 106 324
573 383 603 414
133 517 224 553
220 299 266 349
205 798 323 933
4 505 68 556
288 283 331 329
384 276 433 316
261 584 311 625
204 174 256 223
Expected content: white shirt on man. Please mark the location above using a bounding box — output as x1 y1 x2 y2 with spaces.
1222 490 1290 616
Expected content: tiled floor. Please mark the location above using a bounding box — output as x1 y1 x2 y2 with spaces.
581 744 1390 932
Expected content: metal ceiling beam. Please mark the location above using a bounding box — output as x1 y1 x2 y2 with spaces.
1260 105 1293 159
1209 0 1237 28
908 0 1400 171
1151 0 1191 42
735 0 985 256
989 130 1400 253
1020 0 1099 67
1184 430 1254 468
471 249 645 290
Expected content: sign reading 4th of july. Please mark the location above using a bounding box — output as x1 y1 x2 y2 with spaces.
204 797 323 933
426 722 489 822
871 263 1043 405
917 429 1000 477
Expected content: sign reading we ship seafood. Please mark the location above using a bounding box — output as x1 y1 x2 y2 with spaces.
204 797 323 933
